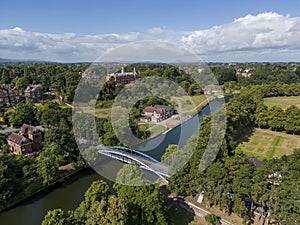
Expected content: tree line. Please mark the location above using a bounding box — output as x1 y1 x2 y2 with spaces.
167 85 300 224
42 164 168 225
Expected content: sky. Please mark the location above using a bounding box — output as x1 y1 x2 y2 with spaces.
1 0 300 62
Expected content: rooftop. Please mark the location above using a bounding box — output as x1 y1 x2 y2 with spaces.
7 133 30 145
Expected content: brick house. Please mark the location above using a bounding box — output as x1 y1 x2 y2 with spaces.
7 124 42 156
106 67 138 85
24 85 44 101
7 133 33 155
0 85 21 105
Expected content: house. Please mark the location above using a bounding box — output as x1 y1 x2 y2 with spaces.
24 85 44 101
139 115 151 123
154 105 174 117
144 106 165 122
7 124 42 156
7 133 33 155
0 85 21 105
142 105 174 122
106 67 138 85
19 124 43 146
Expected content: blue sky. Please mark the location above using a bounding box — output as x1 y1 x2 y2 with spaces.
2 0 300 34
1 0 300 62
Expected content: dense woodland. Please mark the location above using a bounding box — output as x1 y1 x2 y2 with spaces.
0 63 299 224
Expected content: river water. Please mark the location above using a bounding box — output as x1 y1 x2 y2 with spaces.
0 99 224 225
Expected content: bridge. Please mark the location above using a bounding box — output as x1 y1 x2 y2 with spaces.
96 145 170 182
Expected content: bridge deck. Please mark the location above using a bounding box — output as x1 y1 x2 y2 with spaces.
96 145 169 177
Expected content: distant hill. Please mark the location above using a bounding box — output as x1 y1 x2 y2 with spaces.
0 58 20 63
0 58 92 64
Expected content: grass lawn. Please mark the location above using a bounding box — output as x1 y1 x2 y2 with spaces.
264 96 300 110
59 104 72 109
236 128 300 160
172 95 209 116
94 107 113 119
147 124 168 137
137 122 149 131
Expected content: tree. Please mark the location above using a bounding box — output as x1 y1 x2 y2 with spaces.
284 105 300 134
212 67 237 85
115 164 149 186
74 180 109 223
15 77 30 92
204 214 221 225
9 102 37 126
86 196 128 225
105 196 128 225
114 181 168 225
254 103 269 128
161 144 178 161
0 155 22 203
42 209 68 225
37 101 62 127
1 69 10 84
36 143 62 185
85 200 108 225
268 106 285 131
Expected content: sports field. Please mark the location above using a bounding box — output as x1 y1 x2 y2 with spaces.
264 96 300 110
236 128 300 160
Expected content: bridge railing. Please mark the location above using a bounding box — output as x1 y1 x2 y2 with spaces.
109 146 160 163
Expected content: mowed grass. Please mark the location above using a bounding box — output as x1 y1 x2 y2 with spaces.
94 107 113 119
264 96 300 110
172 95 209 115
236 128 300 160
147 124 168 137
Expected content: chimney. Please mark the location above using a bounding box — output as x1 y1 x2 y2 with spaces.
121 67 124 74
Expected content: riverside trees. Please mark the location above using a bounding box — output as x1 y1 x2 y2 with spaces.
168 84 300 224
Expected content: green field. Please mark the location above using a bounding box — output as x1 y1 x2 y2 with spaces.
94 107 113 119
147 124 168 137
172 95 209 116
264 96 300 109
138 122 168 138
236 128 300 160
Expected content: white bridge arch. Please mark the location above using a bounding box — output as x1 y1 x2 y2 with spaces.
96 145 170 183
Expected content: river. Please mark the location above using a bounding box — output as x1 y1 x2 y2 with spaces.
0 99 224 225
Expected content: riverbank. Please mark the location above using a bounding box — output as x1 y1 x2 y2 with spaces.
143 95 216 140
0 166 86 214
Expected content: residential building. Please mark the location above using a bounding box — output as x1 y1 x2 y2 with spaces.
154 105 174 117
106 67 138 85
24 85 44 101
0 85 21 105
7 133 33 155
7 124 42 156
142 105 174 122
139 115 151 123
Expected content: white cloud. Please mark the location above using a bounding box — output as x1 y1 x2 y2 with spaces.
0 27 141 62
0 12 300 62
181 12 300 61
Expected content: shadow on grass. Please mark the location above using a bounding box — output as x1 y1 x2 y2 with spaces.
230 126 255 150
